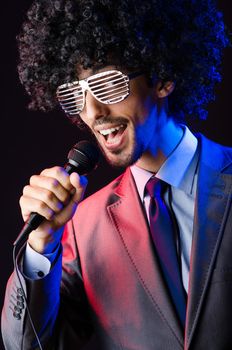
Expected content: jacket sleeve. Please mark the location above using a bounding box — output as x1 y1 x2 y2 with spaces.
1 219 94 350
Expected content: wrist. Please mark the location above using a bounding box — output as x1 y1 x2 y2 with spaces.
28 234 60 254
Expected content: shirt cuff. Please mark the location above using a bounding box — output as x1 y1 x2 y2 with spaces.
23 242 61 280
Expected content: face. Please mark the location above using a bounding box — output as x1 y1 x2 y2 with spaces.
77 66 165 168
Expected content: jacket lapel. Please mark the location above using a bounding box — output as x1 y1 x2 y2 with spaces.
185 135 232 349
107 168 184 347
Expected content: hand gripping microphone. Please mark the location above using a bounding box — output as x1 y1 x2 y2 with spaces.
13 140 100 247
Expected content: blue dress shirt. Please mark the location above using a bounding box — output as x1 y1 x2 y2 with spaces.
130 125 199 292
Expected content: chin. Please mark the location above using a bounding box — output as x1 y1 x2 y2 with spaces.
96 130 144 168
104 146 143 169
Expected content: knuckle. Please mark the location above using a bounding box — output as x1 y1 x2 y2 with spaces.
49 178 59 190
23 185 30 195
29 175 36 184
36 201 54 220
53 166 64 177
61 192 70 203
19 196 24 208
37 201 46 212
44 190 53 202
40 167 53 175
46 210 54 220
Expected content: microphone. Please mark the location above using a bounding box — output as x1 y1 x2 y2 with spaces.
13 140 100 247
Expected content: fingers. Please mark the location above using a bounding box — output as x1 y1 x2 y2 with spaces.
20 166 88 222
23 186 63 213
19 166 88 253
39 167 88 204
20 196 55 222
38 166 74 201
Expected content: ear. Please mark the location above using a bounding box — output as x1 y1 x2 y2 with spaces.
156 81 175 98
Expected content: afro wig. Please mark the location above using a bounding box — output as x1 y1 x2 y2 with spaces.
17 0 230 123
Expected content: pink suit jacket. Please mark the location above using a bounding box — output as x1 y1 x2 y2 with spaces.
1 134 232 350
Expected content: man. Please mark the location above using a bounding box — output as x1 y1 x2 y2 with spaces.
1 0 232 349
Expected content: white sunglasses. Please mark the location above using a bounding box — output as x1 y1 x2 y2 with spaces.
56 70 143 116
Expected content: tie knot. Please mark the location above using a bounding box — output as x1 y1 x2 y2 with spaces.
145 177 166 198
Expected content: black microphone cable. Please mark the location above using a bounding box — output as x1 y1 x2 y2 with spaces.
12 140 99 350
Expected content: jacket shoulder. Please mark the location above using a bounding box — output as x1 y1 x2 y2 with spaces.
197 133 232 173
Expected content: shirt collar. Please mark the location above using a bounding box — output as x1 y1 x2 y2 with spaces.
130 125 199 200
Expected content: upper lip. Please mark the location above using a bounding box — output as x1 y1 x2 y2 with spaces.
94 123 127 133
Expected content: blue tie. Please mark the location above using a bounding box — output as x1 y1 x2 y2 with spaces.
146 177 186 327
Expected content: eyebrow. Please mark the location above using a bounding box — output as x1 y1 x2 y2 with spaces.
79 63 119 80
92 64 112 74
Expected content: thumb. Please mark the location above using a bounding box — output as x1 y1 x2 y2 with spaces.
69 172 88 203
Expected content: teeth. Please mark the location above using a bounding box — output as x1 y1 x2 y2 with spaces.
99 124 124 136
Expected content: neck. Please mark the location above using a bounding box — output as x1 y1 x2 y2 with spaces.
136 116 184 173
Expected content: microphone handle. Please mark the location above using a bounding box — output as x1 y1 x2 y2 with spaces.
13 213 44 247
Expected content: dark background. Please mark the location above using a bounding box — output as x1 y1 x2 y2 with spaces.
1 1 231 349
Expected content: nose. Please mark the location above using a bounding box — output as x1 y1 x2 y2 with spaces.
81 91 110 123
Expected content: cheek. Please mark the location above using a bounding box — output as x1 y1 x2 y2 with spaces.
127 90 156 122
78 112 87 125
135 105 158 144
133 97 158 131
78 112 94 132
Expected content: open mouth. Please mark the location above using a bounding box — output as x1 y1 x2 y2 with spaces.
98 124 127 145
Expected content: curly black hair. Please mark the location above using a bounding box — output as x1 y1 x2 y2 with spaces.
17 0 229 123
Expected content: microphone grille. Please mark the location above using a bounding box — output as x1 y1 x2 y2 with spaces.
68 140 100 174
